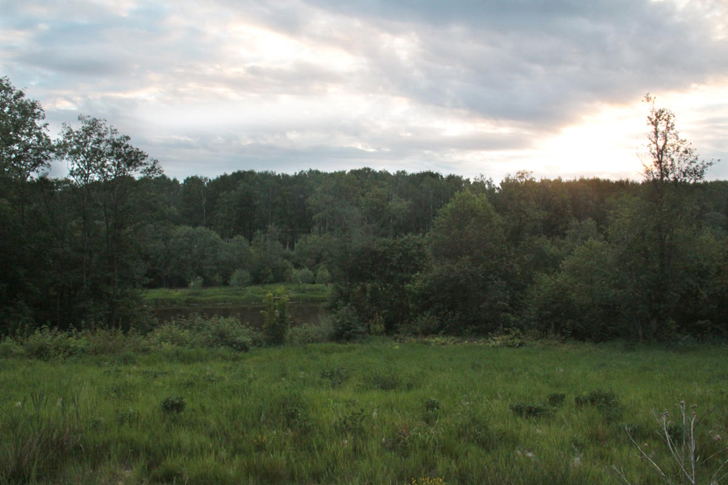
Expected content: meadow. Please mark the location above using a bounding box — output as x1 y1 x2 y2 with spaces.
1 330 727 485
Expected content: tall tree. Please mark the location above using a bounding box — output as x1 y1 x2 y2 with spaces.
56 115 161 326
640 94 717 336
0 77 52 222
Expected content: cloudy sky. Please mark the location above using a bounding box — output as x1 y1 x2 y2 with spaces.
1 0 727 182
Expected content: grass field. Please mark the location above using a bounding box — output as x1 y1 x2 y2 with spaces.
143 284 330 307
1 338 727 484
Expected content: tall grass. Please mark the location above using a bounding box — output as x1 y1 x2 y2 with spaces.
0 338 727 483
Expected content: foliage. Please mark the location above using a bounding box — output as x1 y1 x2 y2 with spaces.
261 289 290 346
230 268 252 288
0 77 52 182
315 265 331 285
161 396 186 414
286 318 335 345
415 190 514 334
291 267 315 285
188 276 204 292
331 304 367 342
143 315 263 351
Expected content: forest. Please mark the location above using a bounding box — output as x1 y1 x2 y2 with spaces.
2 76 727 343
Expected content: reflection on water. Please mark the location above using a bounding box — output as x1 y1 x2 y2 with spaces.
153 304 327 329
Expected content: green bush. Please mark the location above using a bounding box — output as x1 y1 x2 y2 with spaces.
261 289 290 346
509 401 553 418
161 396 186 414
315 265 331 285
286 318 334 345
143 315 263 351
22 327 87 360
83 328 142 356
332 304 367 342
188 276 204 292
292 267 315 285
230 269 252 288
575 389 622 420
0 337 25 358
320 367 349 388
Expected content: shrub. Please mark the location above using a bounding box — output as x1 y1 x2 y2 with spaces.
22 327 87 360
230 269 252 288
509 401 553 418
203 316 259 351
548 393 566 407
83 328 142 356
287 318 335 345
332 304 367 342
0 337 25 358
261 289 290 346
188 276 204 292
575 389 622 420
292 267 315 285
143 315 262 351
315 265 331 285
400 312 441 336
161 396 186 414
361 370 401 391
320 367 349 388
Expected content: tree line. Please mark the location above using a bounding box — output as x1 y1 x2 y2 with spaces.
1 77 725 341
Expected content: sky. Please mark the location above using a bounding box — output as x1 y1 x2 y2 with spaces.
1 0 727 182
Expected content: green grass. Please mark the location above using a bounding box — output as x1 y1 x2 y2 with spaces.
143 283 330 307
1 339 728 484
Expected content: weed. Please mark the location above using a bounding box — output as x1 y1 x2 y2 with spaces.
0 390 81 483
423 398 441 424
334 409 366 436
509 401 553 418
115 408 140 427
287 318 335 345
320 367 349 388
161 396 186 414
614 401 728 485
425 398 441 412
575 389 622 420
361 371 402 391
261 289 290 346
548 393 566 407
410 477 447 485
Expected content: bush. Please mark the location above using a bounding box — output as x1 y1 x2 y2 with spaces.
398 312 441 336
315 265 331 285
230 269 252 288
161 396 186 414
143 315 263 351
286 318 335 345
291 267 315 285
332 305 367 342
22 327 87 360
575 389 622 420
0 337 25 358
188 276 204 292
261 289 290 346
83 328 142 356
509 401 553 418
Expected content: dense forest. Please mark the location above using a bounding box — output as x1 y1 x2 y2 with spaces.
2 76 726 342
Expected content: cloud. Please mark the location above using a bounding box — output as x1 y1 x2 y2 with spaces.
1 0 727 181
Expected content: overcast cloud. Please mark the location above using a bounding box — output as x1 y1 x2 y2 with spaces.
1 0 727 181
